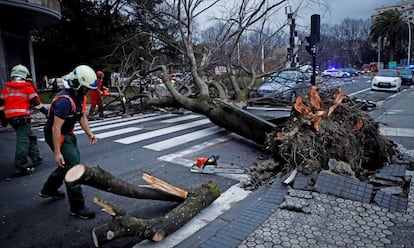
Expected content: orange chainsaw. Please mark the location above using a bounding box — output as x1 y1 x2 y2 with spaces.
190 155 246 174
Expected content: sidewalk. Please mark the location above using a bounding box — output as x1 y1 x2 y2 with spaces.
173 88 414 248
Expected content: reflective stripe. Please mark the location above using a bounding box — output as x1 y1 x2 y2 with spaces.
4 109 30 115
2 92 29 98
28 93 39 99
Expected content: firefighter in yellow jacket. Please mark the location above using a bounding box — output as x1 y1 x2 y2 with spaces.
0 64 48 176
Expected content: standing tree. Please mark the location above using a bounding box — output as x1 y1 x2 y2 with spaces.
370 9 409 63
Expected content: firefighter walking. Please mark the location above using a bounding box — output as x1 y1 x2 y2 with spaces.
88 70 105 118
38 65 98 220
0 64 48 176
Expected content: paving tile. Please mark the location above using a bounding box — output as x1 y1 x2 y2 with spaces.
314 171 373 203
374 191 408 212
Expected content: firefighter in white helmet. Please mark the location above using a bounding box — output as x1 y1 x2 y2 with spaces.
39 65 97 220
0 64 47 176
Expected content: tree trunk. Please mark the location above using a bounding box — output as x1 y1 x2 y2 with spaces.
203 99 276 145
65 164 184 202
92 181 220 247
153 65 277 146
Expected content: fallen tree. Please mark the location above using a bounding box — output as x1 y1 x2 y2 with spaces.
65 164 220 247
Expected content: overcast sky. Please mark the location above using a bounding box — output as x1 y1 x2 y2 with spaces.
197 0 406 30
321 0 404 24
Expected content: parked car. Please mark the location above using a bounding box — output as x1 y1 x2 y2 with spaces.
341 68 362 76
321 68 351 78
255 70 311 102
371 69 401 92
396 67 413 85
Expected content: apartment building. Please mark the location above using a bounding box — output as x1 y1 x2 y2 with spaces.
0 0 61 86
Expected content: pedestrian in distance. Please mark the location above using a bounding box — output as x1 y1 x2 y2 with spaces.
88 70 105 119
0 64 48 176
38 65 98 220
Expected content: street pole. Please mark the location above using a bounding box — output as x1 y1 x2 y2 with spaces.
408 19 411 67
377 37 381 66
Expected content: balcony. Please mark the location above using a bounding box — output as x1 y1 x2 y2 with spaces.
0 0 61 29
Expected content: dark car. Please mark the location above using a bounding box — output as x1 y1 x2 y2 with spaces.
341 68 361 76
397 67 413 85
255 70 311 102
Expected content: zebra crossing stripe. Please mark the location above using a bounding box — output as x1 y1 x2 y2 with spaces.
143 126 224 151
88 113 159 127
78 113 176 132
380 127 414 137
115 119 211 144
95 127 142 139
160 114 201 123
70 114 177 134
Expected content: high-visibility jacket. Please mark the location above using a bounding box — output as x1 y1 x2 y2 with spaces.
0 81 40 119
45 89 87 134
89 78 103 98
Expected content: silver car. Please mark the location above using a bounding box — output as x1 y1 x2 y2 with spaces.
255 70 311 102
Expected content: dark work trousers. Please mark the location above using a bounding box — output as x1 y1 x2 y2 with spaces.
13 123 41 169
42 132 85 211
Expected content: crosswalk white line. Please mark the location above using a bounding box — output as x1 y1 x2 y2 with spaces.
160 114 201 123
95 127 142 139
115 119 211 144
80 113 175 132
380 127 414 138
70 114 177 135
88 114 159 128
143 126 223 151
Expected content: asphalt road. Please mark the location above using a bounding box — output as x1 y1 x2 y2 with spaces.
0 75 412 247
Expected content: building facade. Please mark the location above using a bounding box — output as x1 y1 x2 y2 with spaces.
0 0 61 87
372 0 414 22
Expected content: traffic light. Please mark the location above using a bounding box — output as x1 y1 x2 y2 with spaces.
304 15 320 56
305 36 315 55
305 14 320 86
310 14 320 44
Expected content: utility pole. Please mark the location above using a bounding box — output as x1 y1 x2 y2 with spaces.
286 6 299 69
304 14 320 86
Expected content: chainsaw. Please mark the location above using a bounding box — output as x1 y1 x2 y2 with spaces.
190 155 246 174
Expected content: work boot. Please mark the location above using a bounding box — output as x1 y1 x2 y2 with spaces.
13 166 35 177
38 190 66 200
70 207 95 220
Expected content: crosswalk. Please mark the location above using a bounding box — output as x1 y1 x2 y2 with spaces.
36 113 228 152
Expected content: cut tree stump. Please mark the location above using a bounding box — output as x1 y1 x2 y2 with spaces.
64 164 221 247
65 164 185 202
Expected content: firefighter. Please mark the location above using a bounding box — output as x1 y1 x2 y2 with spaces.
38 65 97 220
88 70 104 118
0 64 48 176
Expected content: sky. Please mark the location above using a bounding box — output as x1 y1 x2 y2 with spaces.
320 0 404 25
197 0 406 31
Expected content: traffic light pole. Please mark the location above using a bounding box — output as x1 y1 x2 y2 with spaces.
305 15 320 86
311 49 316 86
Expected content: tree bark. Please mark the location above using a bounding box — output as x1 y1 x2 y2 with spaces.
92 181 220 247
65 164 184 202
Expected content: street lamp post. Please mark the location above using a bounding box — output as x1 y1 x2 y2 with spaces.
407 18 411 67
377 37 381 66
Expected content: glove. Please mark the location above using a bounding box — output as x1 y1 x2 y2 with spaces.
40 106 48 116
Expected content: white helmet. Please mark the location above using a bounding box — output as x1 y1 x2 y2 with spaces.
63 65 98 90
11 64 30 79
